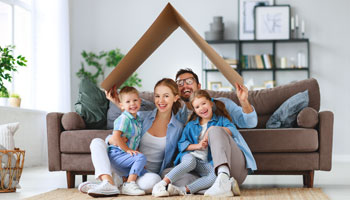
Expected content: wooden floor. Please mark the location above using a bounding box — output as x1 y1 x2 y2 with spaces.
1 162 350 200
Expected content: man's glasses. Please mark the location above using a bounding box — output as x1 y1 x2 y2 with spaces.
176 77 195 87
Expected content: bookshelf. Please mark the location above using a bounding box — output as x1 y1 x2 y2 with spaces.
202 39 310 89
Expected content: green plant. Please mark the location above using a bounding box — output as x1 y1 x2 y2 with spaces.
10 93 20 99
0 45 27 96
0 91 9 98
76 48 142 88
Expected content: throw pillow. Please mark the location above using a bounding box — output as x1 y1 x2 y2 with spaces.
0 122 19 150
106 98 156 129
0 144 16 168
61 112 86 130
266 90 309 128
297 107 319 128
75 78 109 129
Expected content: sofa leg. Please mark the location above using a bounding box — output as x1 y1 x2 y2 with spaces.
66 171 75 188
303 170 314 188
83 175 87 182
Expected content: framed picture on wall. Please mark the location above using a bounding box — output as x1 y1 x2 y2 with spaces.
209 82 222 91
254 5 291 40
238 0 274 40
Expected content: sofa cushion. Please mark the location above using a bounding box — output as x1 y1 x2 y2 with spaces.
297 107 319 128
60 130 111 153
61 112 86 130
240 128 319 153
74 78 109 129
266 90 309 128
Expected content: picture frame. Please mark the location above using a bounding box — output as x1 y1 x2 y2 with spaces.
209 82 222 91
254 5 291 40
264 80 275 88
238 0 274 40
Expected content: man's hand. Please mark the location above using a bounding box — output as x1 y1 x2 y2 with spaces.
126 150 141 156
235 82 253 113
105 85 121 108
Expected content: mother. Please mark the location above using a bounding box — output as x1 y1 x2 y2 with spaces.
80 78 184 197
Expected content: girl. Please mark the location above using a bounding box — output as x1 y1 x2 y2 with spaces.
152 89 238 197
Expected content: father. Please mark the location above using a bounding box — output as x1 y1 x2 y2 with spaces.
173 68 257 196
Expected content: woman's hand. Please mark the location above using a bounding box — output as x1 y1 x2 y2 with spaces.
126 149 141 156
105 85 121 108
197 139 208 150
235 82 253 113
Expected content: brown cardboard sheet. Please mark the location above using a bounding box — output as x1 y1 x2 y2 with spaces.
101 3 243 91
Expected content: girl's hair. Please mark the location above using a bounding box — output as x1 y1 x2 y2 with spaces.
188 90 232 122
154 78 181 115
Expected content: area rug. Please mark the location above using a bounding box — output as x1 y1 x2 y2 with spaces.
24 188 330 200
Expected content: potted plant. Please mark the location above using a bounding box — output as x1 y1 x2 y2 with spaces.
76 48 141 88
9 93 21 107
0 45 27 106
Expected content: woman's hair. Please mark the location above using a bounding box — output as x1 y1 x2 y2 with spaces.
188 90 232 122
154 78 181 115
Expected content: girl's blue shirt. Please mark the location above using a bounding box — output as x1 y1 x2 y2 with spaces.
175 97 258 172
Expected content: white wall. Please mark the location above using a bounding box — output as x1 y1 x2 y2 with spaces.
0 106 47 167
69 0 350 157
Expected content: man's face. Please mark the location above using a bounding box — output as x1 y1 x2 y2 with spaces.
176 73 201 102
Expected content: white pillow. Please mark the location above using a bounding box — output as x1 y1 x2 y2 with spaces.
0 122 20 150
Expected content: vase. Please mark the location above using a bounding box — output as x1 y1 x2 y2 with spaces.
9 98 21 107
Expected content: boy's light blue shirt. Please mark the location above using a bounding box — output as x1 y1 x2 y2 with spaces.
139 109 184 175
106 111 142 151
175 97 258 172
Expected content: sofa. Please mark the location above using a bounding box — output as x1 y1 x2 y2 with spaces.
46 78 333 188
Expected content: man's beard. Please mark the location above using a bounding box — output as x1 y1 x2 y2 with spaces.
180 96 190 102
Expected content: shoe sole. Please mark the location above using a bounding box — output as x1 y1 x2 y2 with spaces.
78 182 92 194
88 192 119 197
232 179 241 196
152 191 170 197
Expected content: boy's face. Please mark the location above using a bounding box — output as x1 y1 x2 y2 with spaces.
119 93 141 117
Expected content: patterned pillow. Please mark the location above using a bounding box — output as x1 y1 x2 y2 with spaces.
0 122 19 150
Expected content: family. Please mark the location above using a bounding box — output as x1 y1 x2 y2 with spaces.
78 68 258 197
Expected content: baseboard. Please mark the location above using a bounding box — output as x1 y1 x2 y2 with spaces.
332 155 350 163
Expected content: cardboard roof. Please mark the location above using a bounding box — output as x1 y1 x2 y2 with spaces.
101 3 243 91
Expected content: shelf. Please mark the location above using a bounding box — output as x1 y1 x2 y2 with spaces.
206 40 239 44
202 38 310 89
275 67 309 71
206 39 309 44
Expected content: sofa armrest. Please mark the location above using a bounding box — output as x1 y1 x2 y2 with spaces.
47 112 64 171
318 111 334 171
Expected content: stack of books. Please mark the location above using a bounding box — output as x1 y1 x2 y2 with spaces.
241 54 273 69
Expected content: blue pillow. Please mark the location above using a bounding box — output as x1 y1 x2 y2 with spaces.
266 90 309 128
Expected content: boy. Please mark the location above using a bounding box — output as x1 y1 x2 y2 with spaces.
107 86 146 195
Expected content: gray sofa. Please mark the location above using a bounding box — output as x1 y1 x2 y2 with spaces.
46 78 333 188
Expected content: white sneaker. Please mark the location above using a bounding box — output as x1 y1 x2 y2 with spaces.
167 184 185 196
231 178 241 196
121 181 145 196
152 181 169 197
87 180 120 197
78 181 97 194
204 173 233 197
